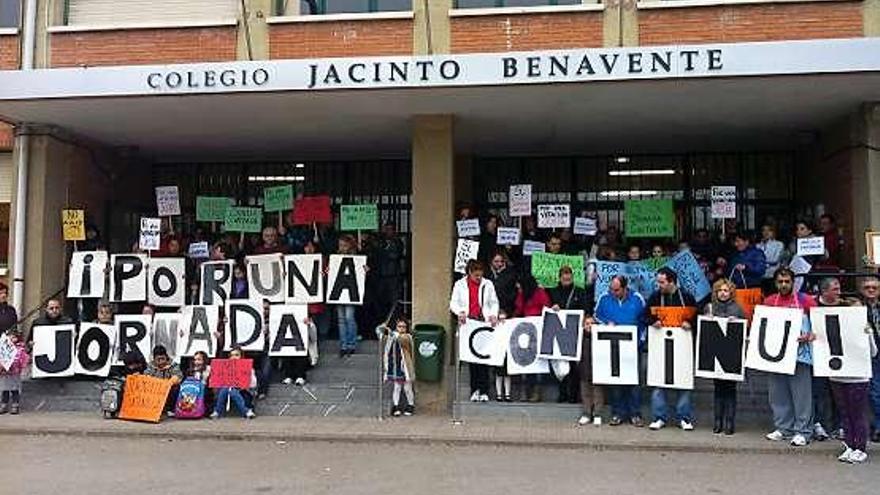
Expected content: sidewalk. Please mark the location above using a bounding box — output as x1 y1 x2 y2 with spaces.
0 412 847 456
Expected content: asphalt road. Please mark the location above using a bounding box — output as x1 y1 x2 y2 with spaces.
3 435 878 495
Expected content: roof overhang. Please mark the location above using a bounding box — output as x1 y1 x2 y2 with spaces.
0 37 878 160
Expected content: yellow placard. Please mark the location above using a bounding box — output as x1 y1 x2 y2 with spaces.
61 209 85 241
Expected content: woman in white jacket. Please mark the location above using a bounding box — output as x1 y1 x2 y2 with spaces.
449 259 500 402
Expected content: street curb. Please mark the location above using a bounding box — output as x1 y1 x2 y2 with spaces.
0 424 839 457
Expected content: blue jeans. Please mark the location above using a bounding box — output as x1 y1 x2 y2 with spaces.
871 358 880 432
609 385 642 420
651 389 694 423
214 388 249 417
336 305 358 351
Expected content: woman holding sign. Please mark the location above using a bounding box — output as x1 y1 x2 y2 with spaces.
514 275 551 402
703 279 747 435
449 260 500 403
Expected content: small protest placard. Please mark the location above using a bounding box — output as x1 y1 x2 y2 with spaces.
0 335 19 372
118 375 174 423
711 186 736 219
61 209 85 241
509 184 532 217
537 205 570 229
187 241 210 259
573 217 598 236
196 196 233 223
497 227 521 246
224 207 263 233
139 217 161 251
531 252 585 288
454 239 480 274
263 185 294 213
155 186 181 217
797 237 825 257
340 204 379 231
625 200 674 238
293 196 332 225
456 219 480 238
208 358 254 389
523 240 545 256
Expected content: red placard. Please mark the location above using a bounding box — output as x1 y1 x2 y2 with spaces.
208 358 253 389
292 196 332 225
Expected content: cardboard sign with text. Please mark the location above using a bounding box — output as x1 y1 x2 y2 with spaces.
509 184 532 217
624 199 674 238
139 217 161 251
62 209 86 241
224 206 263 233
208 358 254 389
537 204 570 229
155 186 181 217
341 204 379 231
263 185 294 213
118 375 174 423
196 196 234 222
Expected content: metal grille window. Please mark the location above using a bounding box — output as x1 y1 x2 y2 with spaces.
0 1 20 28
474 152 795 239
455 0 581 8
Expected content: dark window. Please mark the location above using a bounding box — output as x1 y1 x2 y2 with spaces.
0 1 21 28
321 0 411 13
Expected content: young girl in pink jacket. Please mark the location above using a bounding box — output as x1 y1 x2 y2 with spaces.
0 329 30 415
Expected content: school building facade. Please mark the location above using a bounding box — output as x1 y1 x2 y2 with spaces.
1 0 879 411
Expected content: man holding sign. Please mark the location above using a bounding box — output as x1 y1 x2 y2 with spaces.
644 268 697 431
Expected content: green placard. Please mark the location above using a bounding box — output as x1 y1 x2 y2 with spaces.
531 252 585 289
340 204 379 231
642 256 669 272
625 200 675 238
263 185 294 213
224 206 263 233
196 196 233 222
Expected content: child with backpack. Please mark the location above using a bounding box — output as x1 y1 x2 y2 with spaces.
175 351 211 419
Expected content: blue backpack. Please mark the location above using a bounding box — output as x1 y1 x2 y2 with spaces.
174 378 206 419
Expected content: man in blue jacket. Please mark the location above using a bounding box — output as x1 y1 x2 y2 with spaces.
592 275 647 427
728 232 767 289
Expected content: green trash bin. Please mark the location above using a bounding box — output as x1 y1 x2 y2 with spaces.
413 324 445 382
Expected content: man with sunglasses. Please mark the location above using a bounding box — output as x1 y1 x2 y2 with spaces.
859 277 880 443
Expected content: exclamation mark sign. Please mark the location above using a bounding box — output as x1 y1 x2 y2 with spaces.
826 315 843 371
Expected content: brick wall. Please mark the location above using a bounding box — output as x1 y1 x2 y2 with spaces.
0 125 12 151
270 19 413 59
0 34 19 70
50 27 237 67
451 12 604 53
639 2 864 45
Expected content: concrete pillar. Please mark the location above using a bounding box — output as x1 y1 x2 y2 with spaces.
604 0 638 47
413 0 451 55
850 103 880 261
8 128 114 324
411 115 455 414
237 0 272 61
866 0 880 37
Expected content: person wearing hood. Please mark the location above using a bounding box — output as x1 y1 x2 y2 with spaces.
702 278 747 435
727 233 767 290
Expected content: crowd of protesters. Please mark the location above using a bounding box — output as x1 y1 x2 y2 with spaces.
450 207 879 464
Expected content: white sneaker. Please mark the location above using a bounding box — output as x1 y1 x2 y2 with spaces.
577 415 591 426
282 378 293 385
245 409 256 419
766 430 786 441
814 423 829 441
470 391 481 402
209 411 219 420
294 377 306 386
838 446 854 463
790 434 808 447
680 420 694 431
479 394 490 402
649 419 666 430
848 450 868 464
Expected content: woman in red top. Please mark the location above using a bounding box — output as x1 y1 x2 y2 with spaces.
514 274 551 402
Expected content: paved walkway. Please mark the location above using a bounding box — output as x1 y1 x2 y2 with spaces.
0 412 851 456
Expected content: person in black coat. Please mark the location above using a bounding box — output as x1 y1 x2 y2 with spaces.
486 250 518 401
